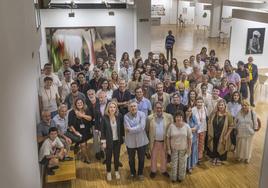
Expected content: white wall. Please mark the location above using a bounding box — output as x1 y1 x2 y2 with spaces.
136 0 151 56
151 0 177 24
0 0 41 188
195 3 211 27
40 9 135 67
178 1 195 25
229 18 268 68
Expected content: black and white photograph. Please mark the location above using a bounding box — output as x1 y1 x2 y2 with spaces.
246 28 265 54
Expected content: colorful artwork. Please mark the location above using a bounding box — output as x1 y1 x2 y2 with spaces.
151 5 165 16
46 27 116 72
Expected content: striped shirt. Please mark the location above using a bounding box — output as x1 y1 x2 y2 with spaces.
165 35 175 49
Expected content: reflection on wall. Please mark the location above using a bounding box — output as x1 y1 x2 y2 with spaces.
46 27 116 71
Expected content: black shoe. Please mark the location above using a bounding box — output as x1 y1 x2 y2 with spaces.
145 152 151 159
150 172 156 179
47 168 55 175
50 166 59 170
83 159 91 164
95 152 102 160
102 159 106 164
162 172 169 178
64 156 74 161
119 161 123 167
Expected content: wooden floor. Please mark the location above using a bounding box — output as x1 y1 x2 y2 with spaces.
45 25 266 188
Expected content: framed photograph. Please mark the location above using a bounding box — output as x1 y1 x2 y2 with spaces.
246 28 265 54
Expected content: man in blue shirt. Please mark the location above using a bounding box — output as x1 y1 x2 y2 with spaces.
165 30 175 61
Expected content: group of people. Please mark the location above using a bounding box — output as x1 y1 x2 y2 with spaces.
37 43 260 183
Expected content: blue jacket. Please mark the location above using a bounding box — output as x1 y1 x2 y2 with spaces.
165 35 175 49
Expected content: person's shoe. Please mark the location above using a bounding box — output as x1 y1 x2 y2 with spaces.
138 175 144 180
162 171 169 178
119 161 123 167
50 166 59 170
150 172 157 179
129 174 136 180
245 159 250 164
47 168 55 175
187 169 192 174
107 172 112 181
115 171 120 180
64 156 74 161
83 159 91 164
251 104 255 107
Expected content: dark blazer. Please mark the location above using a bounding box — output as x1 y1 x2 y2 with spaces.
245 63 258 83
100 114 124 148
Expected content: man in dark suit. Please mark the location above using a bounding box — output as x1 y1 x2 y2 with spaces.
245 56 258 107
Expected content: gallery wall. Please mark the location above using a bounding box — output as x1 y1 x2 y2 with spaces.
229 18 268 68
195 3 211 27
40 9 136 67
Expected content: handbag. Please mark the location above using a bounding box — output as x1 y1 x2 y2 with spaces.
251 110 261 132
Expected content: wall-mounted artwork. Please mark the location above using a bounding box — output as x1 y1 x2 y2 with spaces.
46 27 116 72
246 28 265 55
151 5 165 16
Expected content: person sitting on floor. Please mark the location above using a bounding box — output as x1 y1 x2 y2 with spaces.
39 127 66 175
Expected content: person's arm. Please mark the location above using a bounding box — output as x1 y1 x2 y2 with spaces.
224 114 234 141
166 127 171 155
38 95 43 115
187 126 192 155
124 113 146 134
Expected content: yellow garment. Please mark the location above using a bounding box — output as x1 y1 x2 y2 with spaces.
176 80 190 89
248 64 253 81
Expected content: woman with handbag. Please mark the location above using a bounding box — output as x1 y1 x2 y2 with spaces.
235 100 258 163
100 101 124 181
68 98 93 164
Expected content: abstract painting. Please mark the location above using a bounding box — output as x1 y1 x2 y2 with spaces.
46 27 116 71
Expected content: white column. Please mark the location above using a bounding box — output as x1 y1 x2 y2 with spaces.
0 0 41 188
135 0 151 56
209 0 223 37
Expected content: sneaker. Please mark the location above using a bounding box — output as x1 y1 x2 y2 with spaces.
150 172 156 179
64 156 74 161
115 171 120 180
129 174 136 180
107 172 112 181
138 175 144 180
162 172 169 178
50 166 59 170
47 168 55 175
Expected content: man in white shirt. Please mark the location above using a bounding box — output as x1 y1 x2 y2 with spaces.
61 70 74 101
39 127 66 175
57 59 75 81
119 60 133 82
40 63 62 96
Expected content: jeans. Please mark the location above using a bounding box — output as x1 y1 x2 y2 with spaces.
248 80 256 105
166 48 173 61
127 145 147 175
106 140 121 172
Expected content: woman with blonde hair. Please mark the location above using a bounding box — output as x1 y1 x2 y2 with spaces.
100 101 124 181
235 100 258 163
207 99 234 165
68 98 93 164
110 70 119 90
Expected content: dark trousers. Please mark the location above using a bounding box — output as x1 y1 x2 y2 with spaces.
240 83 248 99
166 48 173 61
127 145 147 176
106 140 121 172
248 80 256 105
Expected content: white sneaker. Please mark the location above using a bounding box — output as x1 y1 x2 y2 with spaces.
115 171 120 180
107 172 112 181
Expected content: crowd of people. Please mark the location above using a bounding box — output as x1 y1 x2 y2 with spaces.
37 43 260 183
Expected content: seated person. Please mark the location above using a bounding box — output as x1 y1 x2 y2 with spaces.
39 127 66 175
37 110 56 145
